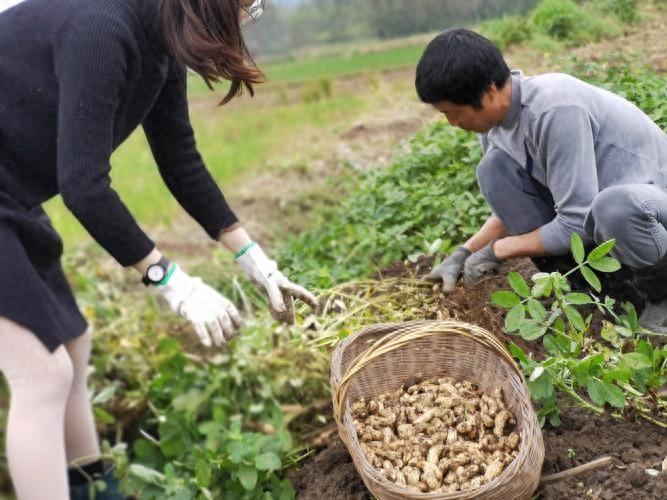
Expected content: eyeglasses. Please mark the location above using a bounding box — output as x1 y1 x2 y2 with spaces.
240 0 265 26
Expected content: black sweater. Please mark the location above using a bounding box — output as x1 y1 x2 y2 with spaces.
0 0 238 266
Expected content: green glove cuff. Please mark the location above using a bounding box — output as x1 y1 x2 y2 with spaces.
156 263 178 287
234 242 257 259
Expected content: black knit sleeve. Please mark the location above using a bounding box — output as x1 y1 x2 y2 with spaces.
53 10 155 266
142 60 239 241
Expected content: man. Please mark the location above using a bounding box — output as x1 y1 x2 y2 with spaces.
415 28 667 331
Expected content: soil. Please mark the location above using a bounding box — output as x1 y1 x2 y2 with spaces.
289 411 667 500
288 257 667 499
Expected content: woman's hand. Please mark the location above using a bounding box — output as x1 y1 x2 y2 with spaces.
235 243 318 324
156 264 242 347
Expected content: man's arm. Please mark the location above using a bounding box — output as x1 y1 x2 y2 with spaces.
493 227 549 259
462 215 510 252
531 105 599 254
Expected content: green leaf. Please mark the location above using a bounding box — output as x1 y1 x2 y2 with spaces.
580 265 601 292
553 317 565 335
588 257 621 273
543 333 571 356
527 299 547 321
600 321 620 347
622 352 652 369
588 239 615 261
586 378 607 406
602 382 625 408
129 464 165 485
622 303 639 330
504 304 525 332
508 342 530 366
255 452 282 471
616 326 634 338
565 292 593 305
491 291 522 308
196 459 212 488
528 369 554 400
529 366 545 382
564 305 585 331
508 271 531 298
532 278 553 298
571 233 585 264
519 320 548 340
237 465 258 491
637 340 654 360
602 366 633 384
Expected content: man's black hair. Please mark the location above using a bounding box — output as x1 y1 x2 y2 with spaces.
415 28 510 109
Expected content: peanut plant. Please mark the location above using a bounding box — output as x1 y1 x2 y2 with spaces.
492 235 667 427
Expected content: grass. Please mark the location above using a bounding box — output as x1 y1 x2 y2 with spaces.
187 43 425 95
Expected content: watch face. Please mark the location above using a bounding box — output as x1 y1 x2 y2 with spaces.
147 265 166 282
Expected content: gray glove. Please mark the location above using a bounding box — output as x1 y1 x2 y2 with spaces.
463 240 503 286
426 247 471 293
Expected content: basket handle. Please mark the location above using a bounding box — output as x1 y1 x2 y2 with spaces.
332 320 521 422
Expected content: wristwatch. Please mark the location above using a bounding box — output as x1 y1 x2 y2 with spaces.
142 256 171 286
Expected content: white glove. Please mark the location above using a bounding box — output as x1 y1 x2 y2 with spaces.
155 264 242 347
235 243 318 324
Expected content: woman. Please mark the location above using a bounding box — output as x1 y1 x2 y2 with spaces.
0 0 317 498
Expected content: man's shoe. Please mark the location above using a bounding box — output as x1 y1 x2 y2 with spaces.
637 297 667 333
633 254 667 333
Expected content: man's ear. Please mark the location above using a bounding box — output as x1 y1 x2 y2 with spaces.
485 83 499 102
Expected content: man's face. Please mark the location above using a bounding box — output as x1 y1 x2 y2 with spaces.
431 90 499 134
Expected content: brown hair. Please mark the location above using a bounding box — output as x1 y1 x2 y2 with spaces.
158 0 264 105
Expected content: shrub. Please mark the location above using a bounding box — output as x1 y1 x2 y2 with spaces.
531 0 581 39
482 15 533 50
593 0 638 23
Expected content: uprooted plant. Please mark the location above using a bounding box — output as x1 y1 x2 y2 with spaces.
492 235 667 427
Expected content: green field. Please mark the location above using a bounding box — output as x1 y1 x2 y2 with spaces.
187 42 425 95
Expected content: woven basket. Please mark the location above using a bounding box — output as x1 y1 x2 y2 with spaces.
331 320 544 500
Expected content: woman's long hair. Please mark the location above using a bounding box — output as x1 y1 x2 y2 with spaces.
158 0 264 105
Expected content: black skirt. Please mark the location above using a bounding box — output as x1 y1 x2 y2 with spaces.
0 190 88 353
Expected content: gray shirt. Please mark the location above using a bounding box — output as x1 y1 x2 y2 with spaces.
480 70 667 255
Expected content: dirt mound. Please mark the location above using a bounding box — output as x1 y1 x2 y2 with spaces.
287 440 369 500
376 256 546 357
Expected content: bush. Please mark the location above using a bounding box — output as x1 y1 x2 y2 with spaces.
593 0 638 23
531 0 615 45
531 0 581 39
482 15 533 50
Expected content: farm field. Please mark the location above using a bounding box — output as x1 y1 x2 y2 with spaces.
1 1 666 499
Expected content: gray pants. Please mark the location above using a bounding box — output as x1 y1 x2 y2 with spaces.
476 149 667 271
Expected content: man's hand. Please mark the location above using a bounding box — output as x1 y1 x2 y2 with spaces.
236 243 318 324
463 240 503 286
156 265 242 347
426 247 471 293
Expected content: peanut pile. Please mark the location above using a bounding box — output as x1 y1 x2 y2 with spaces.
351 377 520 493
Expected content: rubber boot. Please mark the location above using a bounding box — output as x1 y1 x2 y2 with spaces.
634 255 667 334
69 460 126 500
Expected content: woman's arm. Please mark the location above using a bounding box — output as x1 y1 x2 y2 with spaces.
142 60 240 243
54 11 156 267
